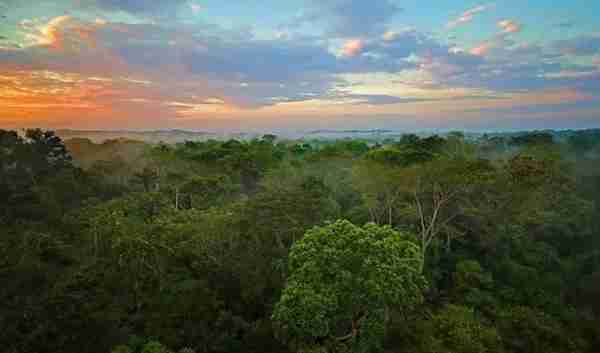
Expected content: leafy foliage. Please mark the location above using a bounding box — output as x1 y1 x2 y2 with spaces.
273 220 425 353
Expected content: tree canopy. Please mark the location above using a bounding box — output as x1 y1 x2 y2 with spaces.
2 128 600 353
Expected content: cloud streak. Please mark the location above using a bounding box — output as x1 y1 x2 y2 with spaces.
555 34 600 56
447 4 490 29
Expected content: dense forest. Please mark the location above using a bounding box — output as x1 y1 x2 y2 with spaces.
2 128 600 353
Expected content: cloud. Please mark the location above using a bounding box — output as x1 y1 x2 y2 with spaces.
382 30 402 41
341 39 366 57
342 29 438 64
348 94 433 105
556 21 574 29
554 34 600 56
469 20 523 56
2 14 454 125
90 0 189 16
21 15 72 49
408 29 600 96
543 69 600 79
1 17 343 110
0 68 181 128
189 2 202 14
498 19 522 34
423 43 600 95
4 11 600 128
470 41 493 56
295 0 402 37
447 4 489 29
469 34 517 56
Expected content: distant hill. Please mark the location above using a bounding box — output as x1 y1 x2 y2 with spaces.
307 129 394 135
54 128 600 145
56 129 217 144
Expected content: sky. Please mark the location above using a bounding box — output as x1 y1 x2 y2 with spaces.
0 0 599 132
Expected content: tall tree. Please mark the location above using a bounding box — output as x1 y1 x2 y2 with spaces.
273 220 425 353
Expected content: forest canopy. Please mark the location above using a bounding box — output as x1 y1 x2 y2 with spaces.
2 128 600 353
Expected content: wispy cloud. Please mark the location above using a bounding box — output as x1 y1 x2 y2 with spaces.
469 19 522 56
292 0 402 37
447 4 490 29
556 21 574 29
554 34 600 56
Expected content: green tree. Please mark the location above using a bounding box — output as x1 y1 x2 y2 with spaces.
420 305 504 353
112 340 196 353
273 220 425 353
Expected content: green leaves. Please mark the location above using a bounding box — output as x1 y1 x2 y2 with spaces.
273 220 426 353
111 341 196 353
422 305 504 353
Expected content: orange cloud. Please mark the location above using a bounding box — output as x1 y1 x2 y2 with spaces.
498 19 522 34
470 41 493 56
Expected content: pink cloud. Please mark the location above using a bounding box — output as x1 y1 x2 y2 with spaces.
470 41 493 56
341 39 366 57
189 2 202 14
469 20 522 56
447 4 489 29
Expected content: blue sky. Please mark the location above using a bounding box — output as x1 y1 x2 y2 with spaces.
0 0 599 131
